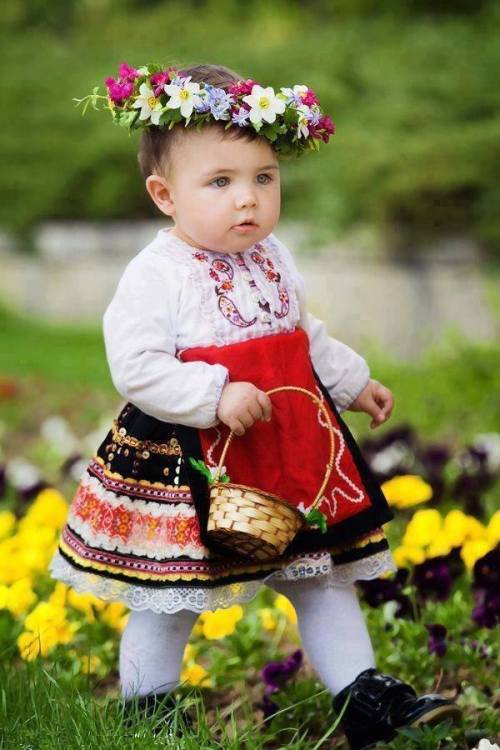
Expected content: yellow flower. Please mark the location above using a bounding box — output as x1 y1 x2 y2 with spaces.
487 510 500 544
182 643 196 664
48 582 69 607
0 511 16 539
0 537 31 583
464 516 487 541
393 545 426 568
23 489 68 530
101 602 128 631
442 509 470 547
426 531 453 559
180 662 211 687
274 594 297 624
24 601 77 649
202 605 243 640
192 611 209 636
18 601 77 660
17 631 46 660
67 589 105 622
259 607 278 631
0 585 9 609
402 509 443 548
381 475 433 509
461 539 494 571
442 510 487 548
4 577 36 617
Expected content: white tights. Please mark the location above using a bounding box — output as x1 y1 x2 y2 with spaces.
119 579 375 699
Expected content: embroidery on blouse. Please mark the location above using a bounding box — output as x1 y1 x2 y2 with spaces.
249 242 290 319
192 252 258 328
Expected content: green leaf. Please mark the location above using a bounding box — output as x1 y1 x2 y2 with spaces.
188 457 213 483
305 508 328 533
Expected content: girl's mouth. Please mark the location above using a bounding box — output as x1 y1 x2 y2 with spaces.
233 222 258 233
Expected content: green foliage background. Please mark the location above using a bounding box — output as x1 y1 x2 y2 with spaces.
1 0 500 254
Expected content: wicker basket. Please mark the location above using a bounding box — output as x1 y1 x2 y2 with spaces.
207 385 336 561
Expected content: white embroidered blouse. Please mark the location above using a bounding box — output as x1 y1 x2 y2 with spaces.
103 227 370 428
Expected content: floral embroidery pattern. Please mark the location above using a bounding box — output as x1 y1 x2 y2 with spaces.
71 482 202 550
249 242 290 319
191 241 291 329
201 254 258 328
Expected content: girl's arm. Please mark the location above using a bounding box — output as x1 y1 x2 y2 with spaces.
103 250 229 429
270 234 370 414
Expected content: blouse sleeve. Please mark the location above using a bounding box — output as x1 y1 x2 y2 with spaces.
102 249 229 429
271 234 370 413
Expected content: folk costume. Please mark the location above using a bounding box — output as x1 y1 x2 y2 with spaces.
50 228 396 614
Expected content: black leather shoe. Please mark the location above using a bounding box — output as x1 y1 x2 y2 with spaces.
332 668 462 750
122 691 194 737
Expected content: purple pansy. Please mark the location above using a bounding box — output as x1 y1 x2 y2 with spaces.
412 556 454 602
260 649 303 695
426 623 448 657
357 568 413 619
472 546 500 629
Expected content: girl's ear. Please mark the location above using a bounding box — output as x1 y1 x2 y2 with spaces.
145 173 176 218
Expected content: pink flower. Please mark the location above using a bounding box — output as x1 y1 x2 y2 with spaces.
302 88 319 106
228 79 259 97
105 77 134 105
118 62 140 82
310 115 335 143
150 69 176 97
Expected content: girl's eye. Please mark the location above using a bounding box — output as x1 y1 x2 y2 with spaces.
257 173 272 184
212 177 229 188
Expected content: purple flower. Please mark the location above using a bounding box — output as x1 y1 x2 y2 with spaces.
256 694 280 719
231 106 250 127
471 546 500 629
412 557 453 602
426 623 448 657
472 590 500 629
205 86 234 120
357 569 413 619
473 546 500 593
260 649 303 695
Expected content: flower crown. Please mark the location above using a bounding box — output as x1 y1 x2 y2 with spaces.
74 62 335 158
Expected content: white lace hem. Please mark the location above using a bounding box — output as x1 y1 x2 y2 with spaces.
49 548 397 614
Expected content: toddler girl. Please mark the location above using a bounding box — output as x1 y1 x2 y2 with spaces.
50 61 461 749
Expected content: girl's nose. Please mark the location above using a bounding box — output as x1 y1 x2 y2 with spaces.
235 190 257 209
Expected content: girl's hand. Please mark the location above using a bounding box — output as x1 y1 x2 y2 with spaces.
347 378 394 429
217 381 272 436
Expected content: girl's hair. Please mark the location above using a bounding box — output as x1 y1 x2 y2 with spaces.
137 63 261 179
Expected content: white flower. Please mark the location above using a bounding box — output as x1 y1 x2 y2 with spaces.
5 457 41 490
473 741 500 750
132 82 163 125
242 85 286 126
281 84 308 106
296 105 310 139
209 465 227 480
164 76 203 119
40 416 78 457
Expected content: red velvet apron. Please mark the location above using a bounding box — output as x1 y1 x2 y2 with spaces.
179 328 376 529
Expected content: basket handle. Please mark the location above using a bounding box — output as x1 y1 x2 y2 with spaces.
213 385 335 514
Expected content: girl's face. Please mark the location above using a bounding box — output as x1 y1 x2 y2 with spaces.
149 125 281 253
